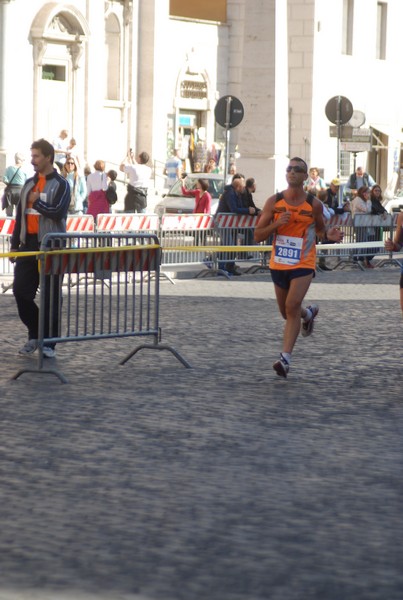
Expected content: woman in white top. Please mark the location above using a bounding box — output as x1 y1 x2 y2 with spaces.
86 159 110 220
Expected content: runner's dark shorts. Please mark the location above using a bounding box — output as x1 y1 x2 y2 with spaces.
270 268 315 290
400 274 403 288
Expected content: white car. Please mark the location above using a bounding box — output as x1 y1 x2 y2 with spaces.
383 193 403 214
154 172 225 216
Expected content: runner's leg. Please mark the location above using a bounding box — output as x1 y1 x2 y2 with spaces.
282 274 313 354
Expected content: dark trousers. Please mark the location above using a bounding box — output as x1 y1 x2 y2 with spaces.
13 257 61 348
217 228 236 271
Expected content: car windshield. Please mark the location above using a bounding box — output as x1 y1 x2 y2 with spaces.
168 176 225 199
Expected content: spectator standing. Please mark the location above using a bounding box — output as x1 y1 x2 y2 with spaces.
215 173 250 276
86 160 109 220
351 185 375 268
62 157 87 215
53 129 69 170
254 157 343 378
370 184 388 258
370 184 387 216
241 177 261 249
226 163 237 184
107 169 118 194
106 169 118 208
345 166 376 200
10 138 70 358
304 167 326 194
204 158 220 174
164 149 182 189
181 178 212 214
2 152 27 216
316 188 336 271
66 137 83 169
120 150 152 213
241 178 261 216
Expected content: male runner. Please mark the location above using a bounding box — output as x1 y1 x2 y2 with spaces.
254 157 344 378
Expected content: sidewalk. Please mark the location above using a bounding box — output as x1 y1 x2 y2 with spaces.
0 267 401 600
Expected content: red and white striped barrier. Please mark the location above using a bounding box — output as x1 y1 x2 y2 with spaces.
0 217 16 236
96 213 159 232
328 213 352 227
160 214 214 231
213 214 259 228
66 214 95 232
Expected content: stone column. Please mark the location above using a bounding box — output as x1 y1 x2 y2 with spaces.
0 0 15 171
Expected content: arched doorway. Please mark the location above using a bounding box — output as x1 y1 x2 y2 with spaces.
30 4 89 143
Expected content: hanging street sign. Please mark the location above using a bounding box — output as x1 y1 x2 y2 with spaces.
329 126 372 143
340 141 372 152
214 95 244 129
325 96 354 125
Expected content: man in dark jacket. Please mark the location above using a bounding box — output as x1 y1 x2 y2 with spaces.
321 178 351 214
215 174 251 275
10 138 70 358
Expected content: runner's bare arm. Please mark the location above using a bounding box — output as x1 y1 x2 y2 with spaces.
385 211 403 252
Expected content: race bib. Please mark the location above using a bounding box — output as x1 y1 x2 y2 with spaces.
274 234 303 265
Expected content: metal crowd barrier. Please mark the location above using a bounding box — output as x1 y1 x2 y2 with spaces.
12 232 191 383
213 213 261 261
316 213 395 270
1 212 401 289
66 214 95 233
192 213 262 278
96 213 159 237
159 214 216 269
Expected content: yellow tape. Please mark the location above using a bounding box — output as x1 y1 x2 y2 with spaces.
0 244 161 260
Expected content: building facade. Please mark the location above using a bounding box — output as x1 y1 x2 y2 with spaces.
1 0 403 205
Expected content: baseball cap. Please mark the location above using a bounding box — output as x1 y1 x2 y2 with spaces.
331 178 340 186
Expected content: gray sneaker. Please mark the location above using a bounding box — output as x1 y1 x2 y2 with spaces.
18 339 38 355
42 346 56 359
301 304 319 337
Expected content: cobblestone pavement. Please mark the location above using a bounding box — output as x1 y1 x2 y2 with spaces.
0 267 402 600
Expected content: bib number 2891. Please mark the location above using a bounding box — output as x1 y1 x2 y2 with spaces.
274 235 303 266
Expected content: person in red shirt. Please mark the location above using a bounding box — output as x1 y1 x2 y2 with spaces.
181 178 212 214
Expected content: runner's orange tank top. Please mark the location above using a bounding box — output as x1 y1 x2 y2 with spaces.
269 193 317 271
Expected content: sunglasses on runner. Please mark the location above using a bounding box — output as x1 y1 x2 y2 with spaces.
286 165 306 173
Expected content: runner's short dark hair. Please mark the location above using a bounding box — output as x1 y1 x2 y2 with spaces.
289 157 308 173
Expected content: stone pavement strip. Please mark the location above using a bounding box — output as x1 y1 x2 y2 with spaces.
0 268 401 600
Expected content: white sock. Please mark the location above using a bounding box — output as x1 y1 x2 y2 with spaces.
281 352 291 364
303 308 312 322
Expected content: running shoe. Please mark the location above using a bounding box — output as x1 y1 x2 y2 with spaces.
18 339 38 355
273 354 290 378
42 346 56 359
301 304 319 337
